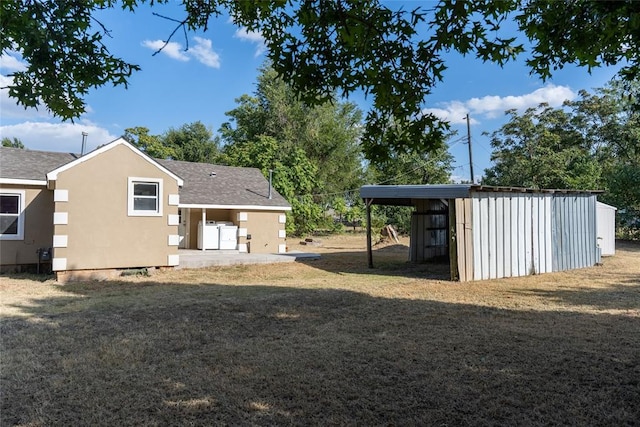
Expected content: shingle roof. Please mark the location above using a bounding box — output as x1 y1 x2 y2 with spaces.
0 146 290 209
158 159 290 208
0 146 78 181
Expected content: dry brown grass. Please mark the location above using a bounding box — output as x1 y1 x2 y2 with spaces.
1 233 639 426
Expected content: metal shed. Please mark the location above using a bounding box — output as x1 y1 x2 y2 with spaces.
596 202 617 256
360 184 603 281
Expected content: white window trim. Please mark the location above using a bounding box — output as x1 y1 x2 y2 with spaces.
128 177 163 217
0 190 26 240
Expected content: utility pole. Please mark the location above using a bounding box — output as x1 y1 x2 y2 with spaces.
466 113 474 183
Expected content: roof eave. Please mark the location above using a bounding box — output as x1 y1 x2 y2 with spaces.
179 203 292 211
0 178 47 186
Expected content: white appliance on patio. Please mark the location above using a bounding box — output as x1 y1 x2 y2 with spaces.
197 221 219 250
218 223 238 250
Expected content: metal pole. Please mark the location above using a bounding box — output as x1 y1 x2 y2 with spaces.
466 114 474 183
268 169 273 199
81 132 88 156
366 199 373 268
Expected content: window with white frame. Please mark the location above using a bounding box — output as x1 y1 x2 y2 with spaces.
0 190 25 240
128 178 163 216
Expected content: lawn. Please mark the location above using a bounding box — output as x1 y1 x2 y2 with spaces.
1 234 639 426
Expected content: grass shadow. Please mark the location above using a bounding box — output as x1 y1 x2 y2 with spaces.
512 278 640 311
297 243 451 280
2 279 639 426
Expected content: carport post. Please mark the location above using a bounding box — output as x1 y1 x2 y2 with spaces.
201 208 206 251
366 198 373 268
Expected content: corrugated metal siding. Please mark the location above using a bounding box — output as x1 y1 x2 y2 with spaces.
552 194 598 271
596 202 616 256
471 192 553 280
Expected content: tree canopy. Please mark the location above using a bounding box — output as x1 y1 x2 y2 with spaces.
484 78 640 237
1 137 25 149
123 121 219 163
483 105 601 190
219 66 364 197
219 65 366 235
2 0 638 162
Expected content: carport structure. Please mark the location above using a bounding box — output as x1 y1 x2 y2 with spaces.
360 184 602 282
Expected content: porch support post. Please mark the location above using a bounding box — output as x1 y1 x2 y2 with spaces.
201 208 206 251
366 198 373 269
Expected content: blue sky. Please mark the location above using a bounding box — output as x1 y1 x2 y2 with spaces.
0 2 621 183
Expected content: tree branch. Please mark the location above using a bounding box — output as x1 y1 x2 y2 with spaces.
151 12 190 54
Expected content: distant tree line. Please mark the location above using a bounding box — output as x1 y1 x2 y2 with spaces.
5 69 634 239
2 137 24 148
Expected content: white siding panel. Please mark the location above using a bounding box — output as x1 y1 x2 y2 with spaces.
509 196 519 277
544 196 553 273
480 195 490 280
495 196 504 279
472 196 482 281
524 195 533 276
530 194 553 275
505 196 515 278
551 194 599 272
532 195 540 274
470 192 598 279
488 195 497 279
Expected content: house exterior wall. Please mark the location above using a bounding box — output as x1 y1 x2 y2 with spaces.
51 144 180 271
0 184 54 268
232 210 287 254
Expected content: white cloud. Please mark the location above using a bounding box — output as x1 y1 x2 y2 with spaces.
141 37 221 68
234 27 267 57
190 37 221 68
424 84 577 124
141 40 189 61
0 121 118 153
0 53 27 72
1 74 52 120
423 101 477 125
1 71 117 153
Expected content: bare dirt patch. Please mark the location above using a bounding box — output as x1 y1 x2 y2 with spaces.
1 234 639 425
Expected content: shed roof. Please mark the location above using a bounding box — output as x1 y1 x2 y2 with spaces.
360 184 603 205
0 146 77 184
157 159 291 210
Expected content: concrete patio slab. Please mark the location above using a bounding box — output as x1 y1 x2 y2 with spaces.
176 250 321 269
